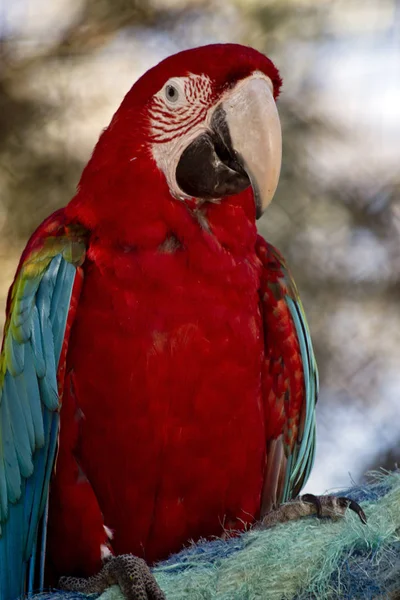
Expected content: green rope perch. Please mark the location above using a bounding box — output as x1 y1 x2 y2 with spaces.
40 471 400 600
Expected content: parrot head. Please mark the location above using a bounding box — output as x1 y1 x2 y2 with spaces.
72 44 282 236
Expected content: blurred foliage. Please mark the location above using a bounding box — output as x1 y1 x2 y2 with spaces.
0 0 399 488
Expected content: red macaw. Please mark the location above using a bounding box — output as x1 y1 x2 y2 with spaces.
0 44 322 600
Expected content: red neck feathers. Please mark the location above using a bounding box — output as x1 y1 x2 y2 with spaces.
65 126 258 258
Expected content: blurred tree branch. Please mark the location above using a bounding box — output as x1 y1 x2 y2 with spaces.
1 0 211 73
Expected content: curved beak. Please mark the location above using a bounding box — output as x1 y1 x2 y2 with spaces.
221 75 282 218
175 73 281 219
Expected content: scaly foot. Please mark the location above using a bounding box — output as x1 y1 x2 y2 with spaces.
59 554 166 600
261 494 367 528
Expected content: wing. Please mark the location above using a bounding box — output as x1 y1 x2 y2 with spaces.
0 209 87 600
256 235 318 516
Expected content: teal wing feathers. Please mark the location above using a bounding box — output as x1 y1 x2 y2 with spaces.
284 291 319 500
0 211 86 600
256 236 318 513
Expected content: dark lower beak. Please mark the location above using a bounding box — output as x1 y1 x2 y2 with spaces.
175 106 250 201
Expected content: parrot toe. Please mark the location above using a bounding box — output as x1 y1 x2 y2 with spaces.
59 554 166 600
260 494 367 528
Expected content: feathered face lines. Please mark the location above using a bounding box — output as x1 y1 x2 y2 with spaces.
149 67 282 219
148 74 213 144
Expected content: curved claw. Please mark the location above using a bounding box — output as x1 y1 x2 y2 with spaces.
259 493 367 530
301 493 322 517
337 496 367 525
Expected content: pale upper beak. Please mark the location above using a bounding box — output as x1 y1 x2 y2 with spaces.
221 75 282 218
175 73 282 219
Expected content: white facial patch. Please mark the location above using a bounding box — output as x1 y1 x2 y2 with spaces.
149 70 279 210
149 73 214 200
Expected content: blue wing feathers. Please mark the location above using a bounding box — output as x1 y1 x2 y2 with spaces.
0 396 8 523
1 398 21 505
12 301 31 329
0 251 79 600
50 256 68 324
284 295 317 497
5 335 24 377
51 262 76 359
15 374 35 454
23 347 44 449
24 411 53 565
30 307 46 379
37 268 61 412
5 375 33 479
24 436 48 559
39 493 49 590
0 433 8 522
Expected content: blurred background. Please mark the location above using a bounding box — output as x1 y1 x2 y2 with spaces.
0 0 399 493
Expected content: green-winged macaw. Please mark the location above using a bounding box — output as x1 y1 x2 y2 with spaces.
0 44 365 600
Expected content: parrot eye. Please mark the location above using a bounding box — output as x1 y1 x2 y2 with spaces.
165 84 179 103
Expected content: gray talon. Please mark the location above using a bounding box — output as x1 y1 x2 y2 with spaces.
259 493 367 529
59 554 166 600
301 493 322 517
